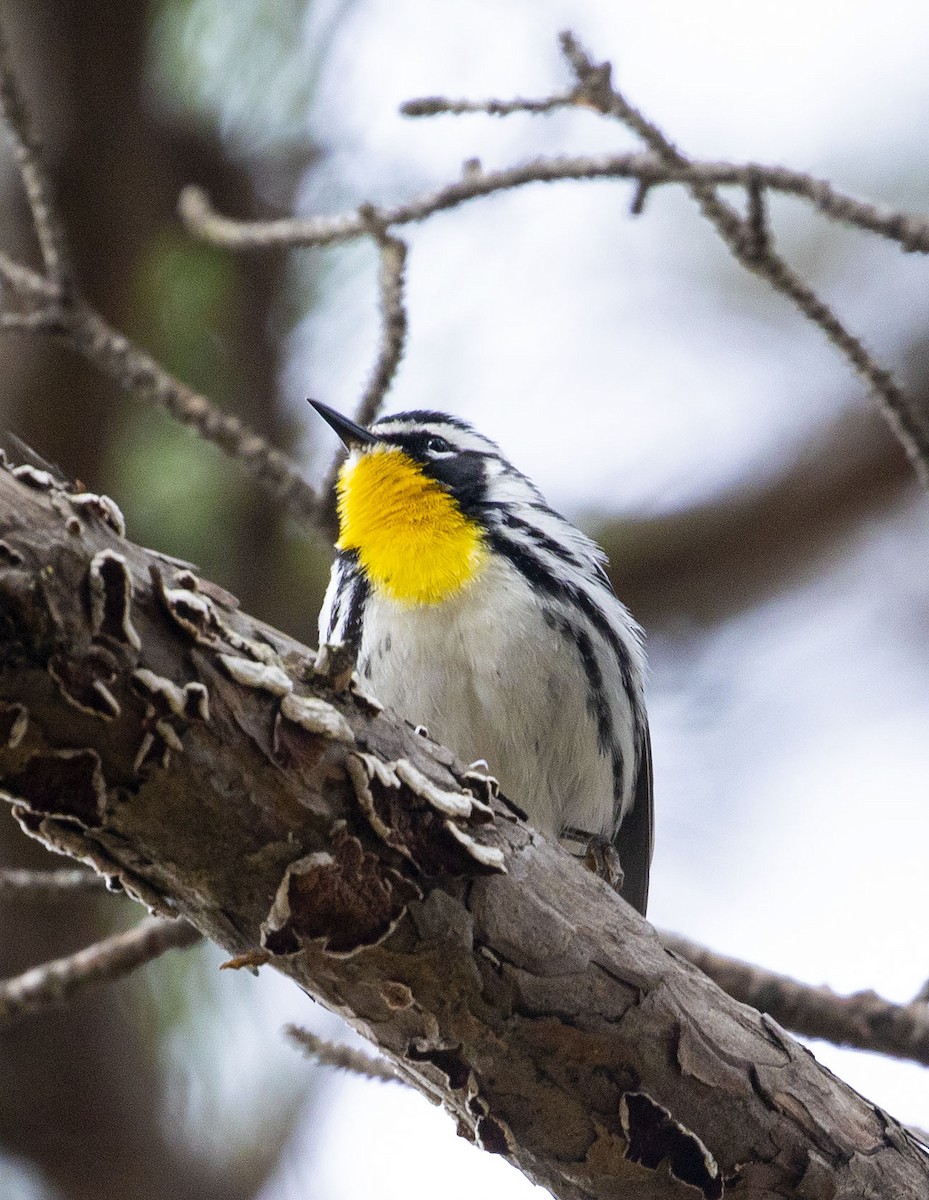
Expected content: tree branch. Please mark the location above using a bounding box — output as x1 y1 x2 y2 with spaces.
0 866 105 895
354 218 409 431
285 1024 403 1083
556 30 929 489
180 32 929 491
317 214 409 537
0 20 73 291
0 11 321 526
179 156 929 257
0 915 200 1024
1 464 927 1198
663 933 929 1069
598 404 913 627
402 93 577 117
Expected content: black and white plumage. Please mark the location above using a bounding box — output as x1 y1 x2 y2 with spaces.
315 406 653 914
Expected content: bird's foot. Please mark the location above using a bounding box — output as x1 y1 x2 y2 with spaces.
583 835 624 893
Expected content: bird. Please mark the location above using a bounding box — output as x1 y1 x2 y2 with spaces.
310 400 653 914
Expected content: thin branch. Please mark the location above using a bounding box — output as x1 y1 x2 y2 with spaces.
743 167 770 262
0 20 73 290
318 217 409 537
0 917 200 1025
285 1024 404 1083
3 8 928 563
180 105 929 487
0 866 105 895
0 271 319 524
181 157 929 259
0 309 65 332
628 178 651 217
355 217 409 429
558 30 929 489
65 302 321 521
179 28 929 495
663 932 929 1068
0 14 322 528
0 249 59 298
401 92 576 117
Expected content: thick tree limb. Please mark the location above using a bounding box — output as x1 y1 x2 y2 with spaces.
1 466 927 1198
600 406 912 627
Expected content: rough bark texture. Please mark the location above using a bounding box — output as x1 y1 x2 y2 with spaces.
1 464 927 1200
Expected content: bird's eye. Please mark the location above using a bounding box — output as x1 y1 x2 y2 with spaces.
424 435 453 455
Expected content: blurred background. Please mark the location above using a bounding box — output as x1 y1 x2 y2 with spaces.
1 1 928 1197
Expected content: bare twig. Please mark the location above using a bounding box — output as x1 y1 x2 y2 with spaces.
401 92 576 117
180 32 929 488
285 1024 404 1083
628 178 651 217
4 13 929 530
0 250 59 298
318 216 409 536
180 159 929 256
558 30 929 488
663 931 929 1068
402 90 929 254
743 167 770 262
0 309 65 332
0 916 200 1025
0 866 105 895
355 217 409 429
0 264 319 527
0 13 321 526
66 303 321 520
0 280 321 517
0 22 73 290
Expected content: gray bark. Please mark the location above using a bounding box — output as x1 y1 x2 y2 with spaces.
1 465 927 1200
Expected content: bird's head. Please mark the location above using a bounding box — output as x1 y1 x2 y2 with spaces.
311 401 522 606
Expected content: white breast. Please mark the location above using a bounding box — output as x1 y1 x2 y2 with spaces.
358 555 617 841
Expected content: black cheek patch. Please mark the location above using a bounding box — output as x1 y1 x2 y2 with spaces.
423 452 487 517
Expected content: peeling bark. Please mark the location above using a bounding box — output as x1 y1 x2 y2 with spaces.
0 465 927 1199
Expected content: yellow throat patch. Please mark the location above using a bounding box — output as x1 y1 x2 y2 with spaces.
336 447 486 606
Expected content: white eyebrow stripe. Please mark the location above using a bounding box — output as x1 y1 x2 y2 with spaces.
372 419 499 455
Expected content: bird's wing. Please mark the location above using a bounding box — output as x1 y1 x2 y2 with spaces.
613 721 654 916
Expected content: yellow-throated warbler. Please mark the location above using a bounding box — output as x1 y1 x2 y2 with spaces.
311 401 653 914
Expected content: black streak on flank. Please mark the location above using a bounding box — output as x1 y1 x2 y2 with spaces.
488 529 638 707
342 571 370 652
324 551 354 641
543 610 623 800
498 509 587 574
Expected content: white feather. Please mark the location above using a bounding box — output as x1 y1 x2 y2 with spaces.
358 554 622 841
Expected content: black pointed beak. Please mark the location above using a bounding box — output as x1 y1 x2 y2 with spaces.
308 400 379 448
